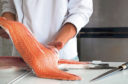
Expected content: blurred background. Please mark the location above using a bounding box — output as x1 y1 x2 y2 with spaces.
78 0 128 62
1 0 128 61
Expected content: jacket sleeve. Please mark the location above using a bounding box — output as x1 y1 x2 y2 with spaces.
63 0 93 35
0 0 16 16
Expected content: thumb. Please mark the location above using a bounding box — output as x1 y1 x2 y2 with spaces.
54 42 64 50
48 41 64 50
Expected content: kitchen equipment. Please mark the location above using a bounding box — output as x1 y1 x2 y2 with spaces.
90 62 128 81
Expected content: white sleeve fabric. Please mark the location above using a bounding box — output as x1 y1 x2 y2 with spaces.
0 0 16 16
63 0 93 34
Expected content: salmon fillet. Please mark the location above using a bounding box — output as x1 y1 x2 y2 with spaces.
0 17 87 80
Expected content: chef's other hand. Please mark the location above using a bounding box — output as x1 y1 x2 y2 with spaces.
0 28 9 39
0 12 16 39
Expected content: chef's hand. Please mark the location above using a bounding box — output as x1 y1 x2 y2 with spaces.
48 41 64 50
0 12 16 39
47 23 76 51
0 29 9 39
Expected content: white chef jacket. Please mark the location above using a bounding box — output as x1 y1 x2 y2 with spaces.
0 0 93 60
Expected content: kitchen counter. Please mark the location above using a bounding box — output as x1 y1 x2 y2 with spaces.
0 62 128 84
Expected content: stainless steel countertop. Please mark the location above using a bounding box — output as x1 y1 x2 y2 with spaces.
0 62 127 84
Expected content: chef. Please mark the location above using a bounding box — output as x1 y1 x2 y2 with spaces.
0 0 93 60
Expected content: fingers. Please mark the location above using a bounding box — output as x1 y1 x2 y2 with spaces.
55 42 63 50
0 29 9 39
0 28 5 34
0 34 9 39
48 41 64 50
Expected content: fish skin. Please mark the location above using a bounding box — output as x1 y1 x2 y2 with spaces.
0 56 29 70
0 17 85 80
58 59 90 64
